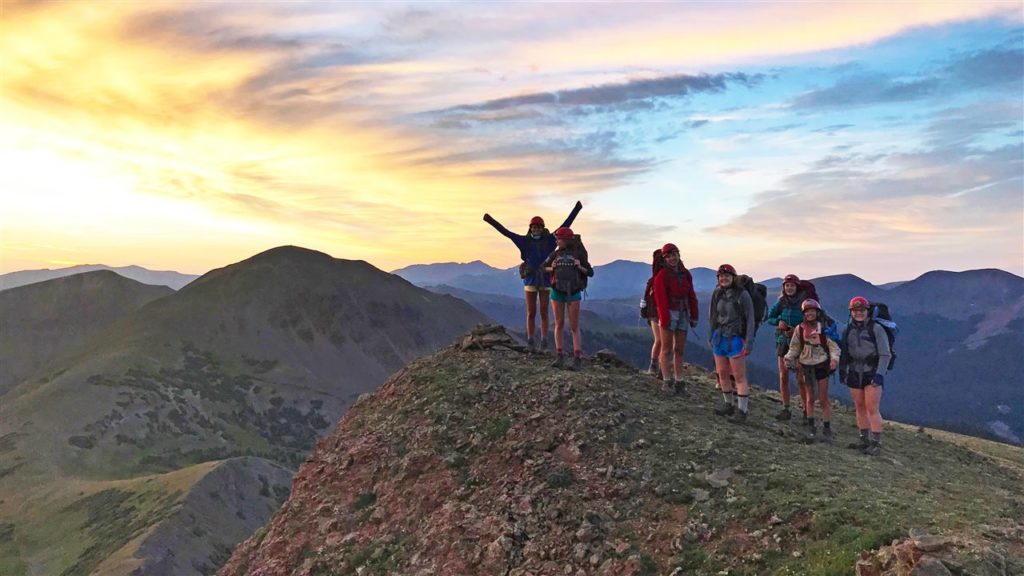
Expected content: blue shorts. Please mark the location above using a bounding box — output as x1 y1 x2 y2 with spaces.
550 289 582 303
664 309 689 332
712 331 744 358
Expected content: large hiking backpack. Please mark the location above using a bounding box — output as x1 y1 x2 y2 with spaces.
734 274 768 336
640 277 656 319
550 235 590 294
797 279 820 302
869 302 898 370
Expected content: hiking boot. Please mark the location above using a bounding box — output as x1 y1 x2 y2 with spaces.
569 356 582 371
806 426 817 441
774 407 792 421
714 402 735 417
526 337 536 354
673 381 688 397
728 410 748 424
863 441 881 457
660 380 673 395
821 427 834 444
550 353 565 369
540 338 549 353
846 437 870 450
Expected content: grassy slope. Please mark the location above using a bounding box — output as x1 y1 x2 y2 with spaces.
0 461 218 576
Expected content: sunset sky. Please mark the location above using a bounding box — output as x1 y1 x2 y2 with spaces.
1 1 1022 283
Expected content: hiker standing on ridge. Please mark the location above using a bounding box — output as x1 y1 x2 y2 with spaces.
839 297 892 456
785 299 841 443
543 227 593 371
709 264 756 423
765 274 807 421
641 249 664 376
652 243 699 396
483 201 583 353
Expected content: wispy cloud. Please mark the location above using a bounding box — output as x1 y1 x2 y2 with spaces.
438 73 761 114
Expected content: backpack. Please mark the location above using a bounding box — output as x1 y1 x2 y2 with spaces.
797 279 820 302
640 277 656 319
733 275 768 336
868 302 898 370
549 235 590 294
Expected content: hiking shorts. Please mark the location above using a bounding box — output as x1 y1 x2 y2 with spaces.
845 372 881 389
663 309 689 332
550 289 582 303
712 331 744 359
775 342 788 357
802 362 830 382
523 284 550 293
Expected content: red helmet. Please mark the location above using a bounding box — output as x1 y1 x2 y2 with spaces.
783 274 800 286
717 264 737 276
554 226 574 239
661 243 679 255
801 298 821 312
849 296 870 311
529 216 545 227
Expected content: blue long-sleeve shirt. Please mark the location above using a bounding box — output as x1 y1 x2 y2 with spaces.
484 201 583 287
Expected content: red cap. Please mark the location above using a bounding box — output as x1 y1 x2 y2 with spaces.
717 264 737 276
529 216 545 227
783 274 800 285
554 226 574 239
661 243 679 255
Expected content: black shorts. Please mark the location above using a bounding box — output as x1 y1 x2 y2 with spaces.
845 372 880 389
776 342 788 357
802 363 830 382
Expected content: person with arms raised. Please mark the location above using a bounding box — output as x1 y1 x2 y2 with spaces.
483 201 583 353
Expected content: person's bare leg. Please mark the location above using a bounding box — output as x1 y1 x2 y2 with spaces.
673 331 687 380
713 355 736 415
538 289 551 347
552 301 565 354
524 290 537 342
649 321 662 373
568 301 582 357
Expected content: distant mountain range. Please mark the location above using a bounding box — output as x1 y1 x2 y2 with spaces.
0 263 199 291
0 246 485 576
393 259 722 298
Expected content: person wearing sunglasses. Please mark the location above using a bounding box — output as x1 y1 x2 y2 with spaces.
838 297 891 456
709 264 756 423
483 201 583 353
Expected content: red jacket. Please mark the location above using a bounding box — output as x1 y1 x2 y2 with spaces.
653 266 699 327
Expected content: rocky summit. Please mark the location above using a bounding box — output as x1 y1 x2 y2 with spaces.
220 325 1023 576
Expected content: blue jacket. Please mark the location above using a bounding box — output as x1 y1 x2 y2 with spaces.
484 201 583 287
